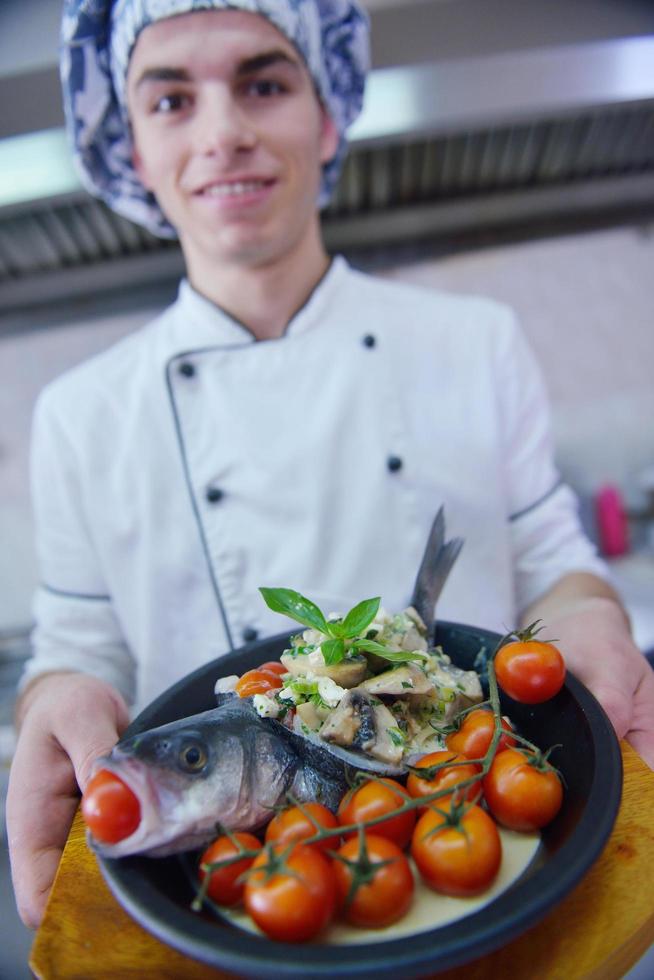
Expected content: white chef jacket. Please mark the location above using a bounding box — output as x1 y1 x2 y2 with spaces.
25 257 607 711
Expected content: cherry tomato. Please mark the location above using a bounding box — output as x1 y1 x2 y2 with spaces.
338 778 416 848
258 661 287 677
483 748 563 831
411 803 502 897
332 834 414 928
494 637 565 704
265 802 339 856
235 669 283 698
244 843 337 942
446 709 516 761
199 832 262 906
81 769 141 844
406 751 482 811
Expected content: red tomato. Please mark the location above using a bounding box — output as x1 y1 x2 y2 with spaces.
81 769 141 844
483 748 563 831
258 661 287 677
235 669 283 698
265 802 339 856
411 803 502 897
338 778 416 848
446 709 516 760
244 843 337 942
406 751 482 811
332 834 414 928
199 833 262 906
494 636 565 704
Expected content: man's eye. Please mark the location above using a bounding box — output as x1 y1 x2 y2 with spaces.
153 93 190 114
245 79 285 98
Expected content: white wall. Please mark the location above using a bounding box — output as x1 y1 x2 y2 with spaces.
1 223 653 632
380 226 654 499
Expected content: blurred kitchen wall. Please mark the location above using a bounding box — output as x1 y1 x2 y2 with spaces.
1 0 654 640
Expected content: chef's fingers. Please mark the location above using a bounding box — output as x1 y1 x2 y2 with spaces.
625 661 654 770
6 711 84 929
587 679 633 742
6 674 129 929
52 680 131 790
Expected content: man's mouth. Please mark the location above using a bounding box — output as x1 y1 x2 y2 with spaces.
197 179 274 198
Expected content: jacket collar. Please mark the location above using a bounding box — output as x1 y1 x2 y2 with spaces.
161 256 349 354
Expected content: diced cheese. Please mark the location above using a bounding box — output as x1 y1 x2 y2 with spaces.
252 694 281 718
315 675 346 707
214 675 239 695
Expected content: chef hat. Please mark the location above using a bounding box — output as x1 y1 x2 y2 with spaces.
60 0 370 238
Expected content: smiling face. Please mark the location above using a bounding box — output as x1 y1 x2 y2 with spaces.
126 10 339 278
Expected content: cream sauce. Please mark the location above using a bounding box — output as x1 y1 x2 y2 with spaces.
220 829 541 945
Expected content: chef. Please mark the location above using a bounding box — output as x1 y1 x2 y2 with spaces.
8 0 654 931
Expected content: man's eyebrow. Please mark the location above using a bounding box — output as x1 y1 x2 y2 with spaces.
133 51 300 90
134 67 191 89
235 50 301 76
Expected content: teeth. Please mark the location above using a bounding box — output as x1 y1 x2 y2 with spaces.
203 181 266 197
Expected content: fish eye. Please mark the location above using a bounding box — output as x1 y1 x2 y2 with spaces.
179 741 208 773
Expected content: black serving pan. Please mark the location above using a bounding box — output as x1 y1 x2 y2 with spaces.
97 621 622 979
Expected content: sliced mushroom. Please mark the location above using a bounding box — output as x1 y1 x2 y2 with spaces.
295 700 323 732
280 651 367 688
319 689 403 765
359 664 434 697
428 662 483 701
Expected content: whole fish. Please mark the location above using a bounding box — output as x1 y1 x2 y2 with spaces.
88 693 402 858
86 508 464 858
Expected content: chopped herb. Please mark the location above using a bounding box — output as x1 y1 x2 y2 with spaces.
401 680 413 689
387 727 406 747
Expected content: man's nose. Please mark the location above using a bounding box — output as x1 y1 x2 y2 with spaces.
193 89 257 159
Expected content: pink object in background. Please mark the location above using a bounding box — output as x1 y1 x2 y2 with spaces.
595 484 629 557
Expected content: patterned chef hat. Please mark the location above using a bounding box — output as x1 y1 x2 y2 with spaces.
60 0 370 238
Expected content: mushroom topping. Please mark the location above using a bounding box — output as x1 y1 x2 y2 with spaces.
427 662 483 702
359 664 434 697
295 701 323 732
319 689 403 765
280 651 367 688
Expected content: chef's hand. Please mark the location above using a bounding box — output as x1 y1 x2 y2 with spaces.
6 672 130 929
520 573 654 769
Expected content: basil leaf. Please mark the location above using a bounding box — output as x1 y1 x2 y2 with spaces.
325 619 345 639
259 588 329 634
340 596 381 638
321 638 345 665
354 639 427 664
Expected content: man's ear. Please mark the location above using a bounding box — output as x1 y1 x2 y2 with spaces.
319 110 340 165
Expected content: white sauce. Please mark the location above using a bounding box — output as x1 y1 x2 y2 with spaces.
221 829 541 944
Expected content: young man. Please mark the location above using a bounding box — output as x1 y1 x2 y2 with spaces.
8 0 654 931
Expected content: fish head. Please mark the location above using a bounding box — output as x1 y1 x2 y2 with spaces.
86 702 286 858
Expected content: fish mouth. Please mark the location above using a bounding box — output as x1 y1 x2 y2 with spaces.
87 753 167 857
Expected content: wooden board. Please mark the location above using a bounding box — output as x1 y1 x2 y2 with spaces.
30 742 654 980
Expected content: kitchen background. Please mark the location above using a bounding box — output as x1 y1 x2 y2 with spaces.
1 0 653 977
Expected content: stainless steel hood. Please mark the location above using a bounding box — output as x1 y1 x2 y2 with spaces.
1 35 654 316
